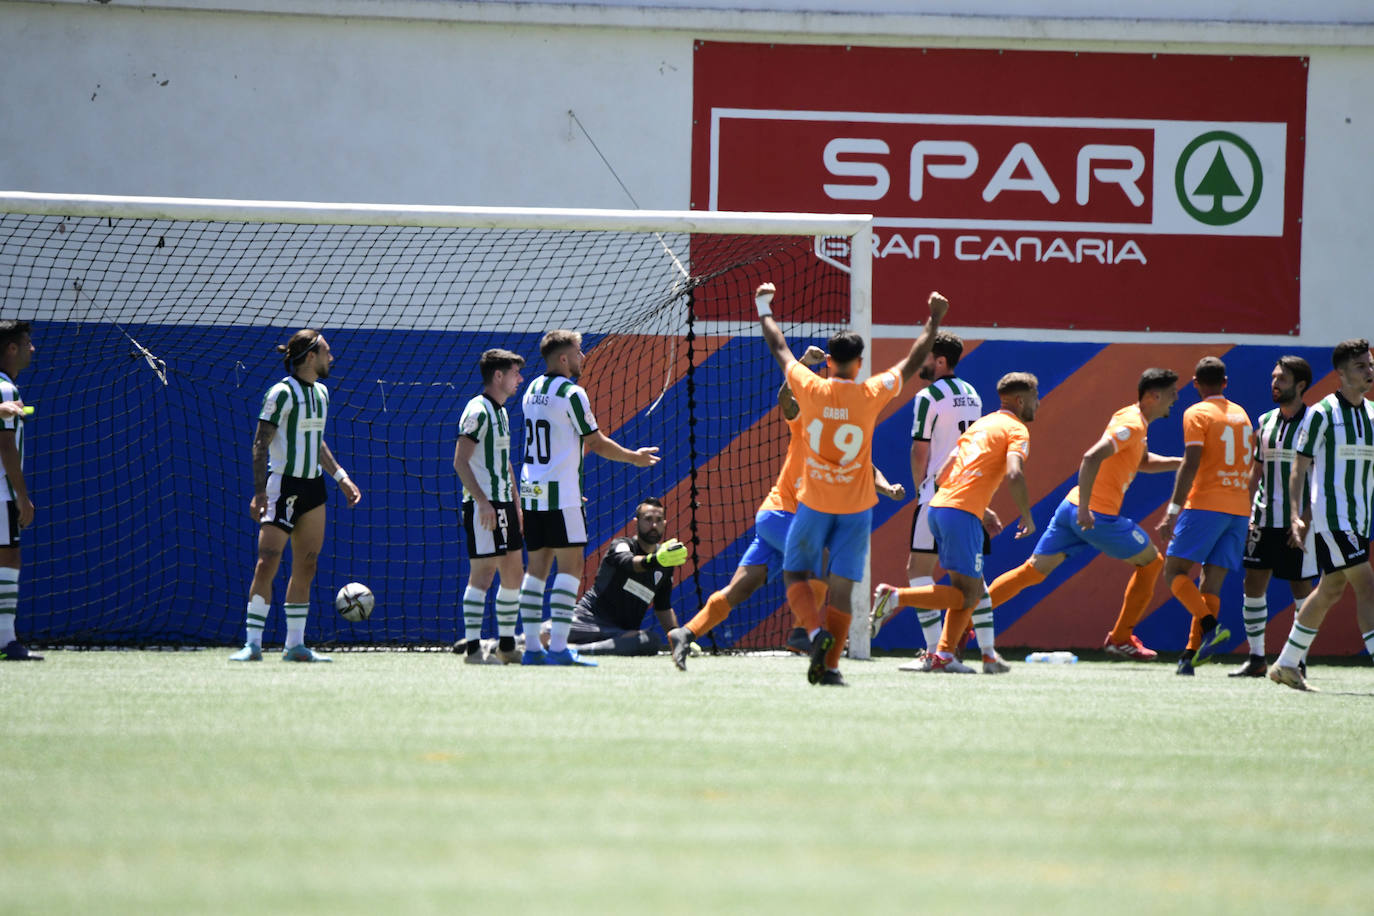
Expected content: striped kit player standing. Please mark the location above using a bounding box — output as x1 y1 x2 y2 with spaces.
231 330 362 663
453 348 527 665
1270 339 1374 691
869 332 983 653
516 329 660 667
1229 356 1317 678
0 320 39 661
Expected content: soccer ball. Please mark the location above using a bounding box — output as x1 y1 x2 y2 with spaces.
335 582 375 623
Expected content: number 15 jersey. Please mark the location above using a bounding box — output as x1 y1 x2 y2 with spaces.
1182 395 1253 517
519 373 599 511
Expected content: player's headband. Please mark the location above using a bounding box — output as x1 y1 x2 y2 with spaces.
291 336 321 364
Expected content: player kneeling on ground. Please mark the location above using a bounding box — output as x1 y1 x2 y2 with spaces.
566 497 685 656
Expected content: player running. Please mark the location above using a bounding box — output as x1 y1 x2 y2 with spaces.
232 329 362 663
453 348 527 665
873 373 1039 674
869 332 985 654
1269 339 1374 691
516 329 660 667
1157 356 1251 676
1230 357 1316 678
967 368 1182 661
758 282 948 686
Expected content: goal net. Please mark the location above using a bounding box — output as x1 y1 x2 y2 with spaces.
0 192 873 652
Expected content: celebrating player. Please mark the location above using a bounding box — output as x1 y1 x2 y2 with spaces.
1156 356 1250 676
453 348 526 665
1230 357 1316 678
758 282 948 686
0 321 39 661
517 329 660 667
1269 339 1374 691
874 373 1039 674
870 331 984 652
232 329 362 663
666 346 905 671
969 368 1182 661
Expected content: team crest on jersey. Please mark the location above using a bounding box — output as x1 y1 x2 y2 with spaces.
461 412 482 435
882 375 896 391
1114 426 1131 441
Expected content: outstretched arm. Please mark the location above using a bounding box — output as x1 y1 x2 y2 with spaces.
756 283 798 375
894 292 950 383
585 429 660 467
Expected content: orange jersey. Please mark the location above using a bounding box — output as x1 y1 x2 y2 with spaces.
1068 404 1147 515
930 409 1031 518
1182 396 1253 516
785 361 902 514
759 415 805 514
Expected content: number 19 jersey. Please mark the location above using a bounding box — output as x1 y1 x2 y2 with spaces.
519 373 599 511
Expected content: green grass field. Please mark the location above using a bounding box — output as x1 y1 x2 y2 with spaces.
3 650 1372 914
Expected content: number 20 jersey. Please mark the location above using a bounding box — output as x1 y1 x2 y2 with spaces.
519 373 599 511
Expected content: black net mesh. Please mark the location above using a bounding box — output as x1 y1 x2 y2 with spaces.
0 212 848 648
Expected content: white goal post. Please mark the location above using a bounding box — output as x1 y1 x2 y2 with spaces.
0 190 879 657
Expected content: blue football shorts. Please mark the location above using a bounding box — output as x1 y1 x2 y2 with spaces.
1166 507 1248 568
1034 497 1152 561
928 505 985 579
784 503 872 582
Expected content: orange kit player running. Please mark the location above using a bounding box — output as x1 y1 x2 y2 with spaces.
972 368 1183 661
1157 356 1251 676
757 282 948 686
874 373 1039 674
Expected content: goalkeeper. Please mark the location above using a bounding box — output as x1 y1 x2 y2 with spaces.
566 497 684 655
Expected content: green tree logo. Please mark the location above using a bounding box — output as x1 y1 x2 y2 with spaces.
1174 131 1263 226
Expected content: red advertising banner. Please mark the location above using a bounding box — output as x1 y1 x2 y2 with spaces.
691 43 1307 333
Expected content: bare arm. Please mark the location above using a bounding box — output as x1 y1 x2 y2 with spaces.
1156 444 1202 542
1005 452 1035 539
654 607 679 633
0 429 32 527
248 420 275 520
1075 435 1115 529
894 292 950 383
910 439 932 494
1139 452 1183 473
585 429 660 467
874 465 905 501
454 436 496 529
319 440 362 507
1289 454 1313 548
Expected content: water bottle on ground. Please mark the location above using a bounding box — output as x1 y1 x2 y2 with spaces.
1024 651 1078 664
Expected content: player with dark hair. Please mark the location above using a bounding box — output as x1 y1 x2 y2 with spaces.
869 331 985 655
0 320 39 660
1229 356 1316 678
874 372 1039 673
565 497 685 656
1270 339 1374 691
453 348 526 665
757 282 948 685
1157 356 1250 676
232 329 362 663
946 367 1183 663
666 346 906 671
517 329 660 667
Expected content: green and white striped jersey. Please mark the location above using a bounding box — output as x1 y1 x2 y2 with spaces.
259 375 330 479
1251 404 1309 529
911 376 982 502
0 372 24 501
519 373 598 510
458 393 514 503
1295 392 1374 535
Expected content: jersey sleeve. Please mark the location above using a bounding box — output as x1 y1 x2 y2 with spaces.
568 386 598 436
785 361 822 407
866 369 903 405
605 538 637 571
1295 409 1325 458
911 390 935 441
1182 405 1209 447
1106 418 1137 454
1008 423 1031 461
459 402 487 443
259 384 291 426
0 379 17 431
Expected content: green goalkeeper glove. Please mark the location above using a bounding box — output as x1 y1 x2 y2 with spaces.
647 538 688 569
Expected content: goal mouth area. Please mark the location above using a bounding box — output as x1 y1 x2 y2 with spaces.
0 191 873 654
